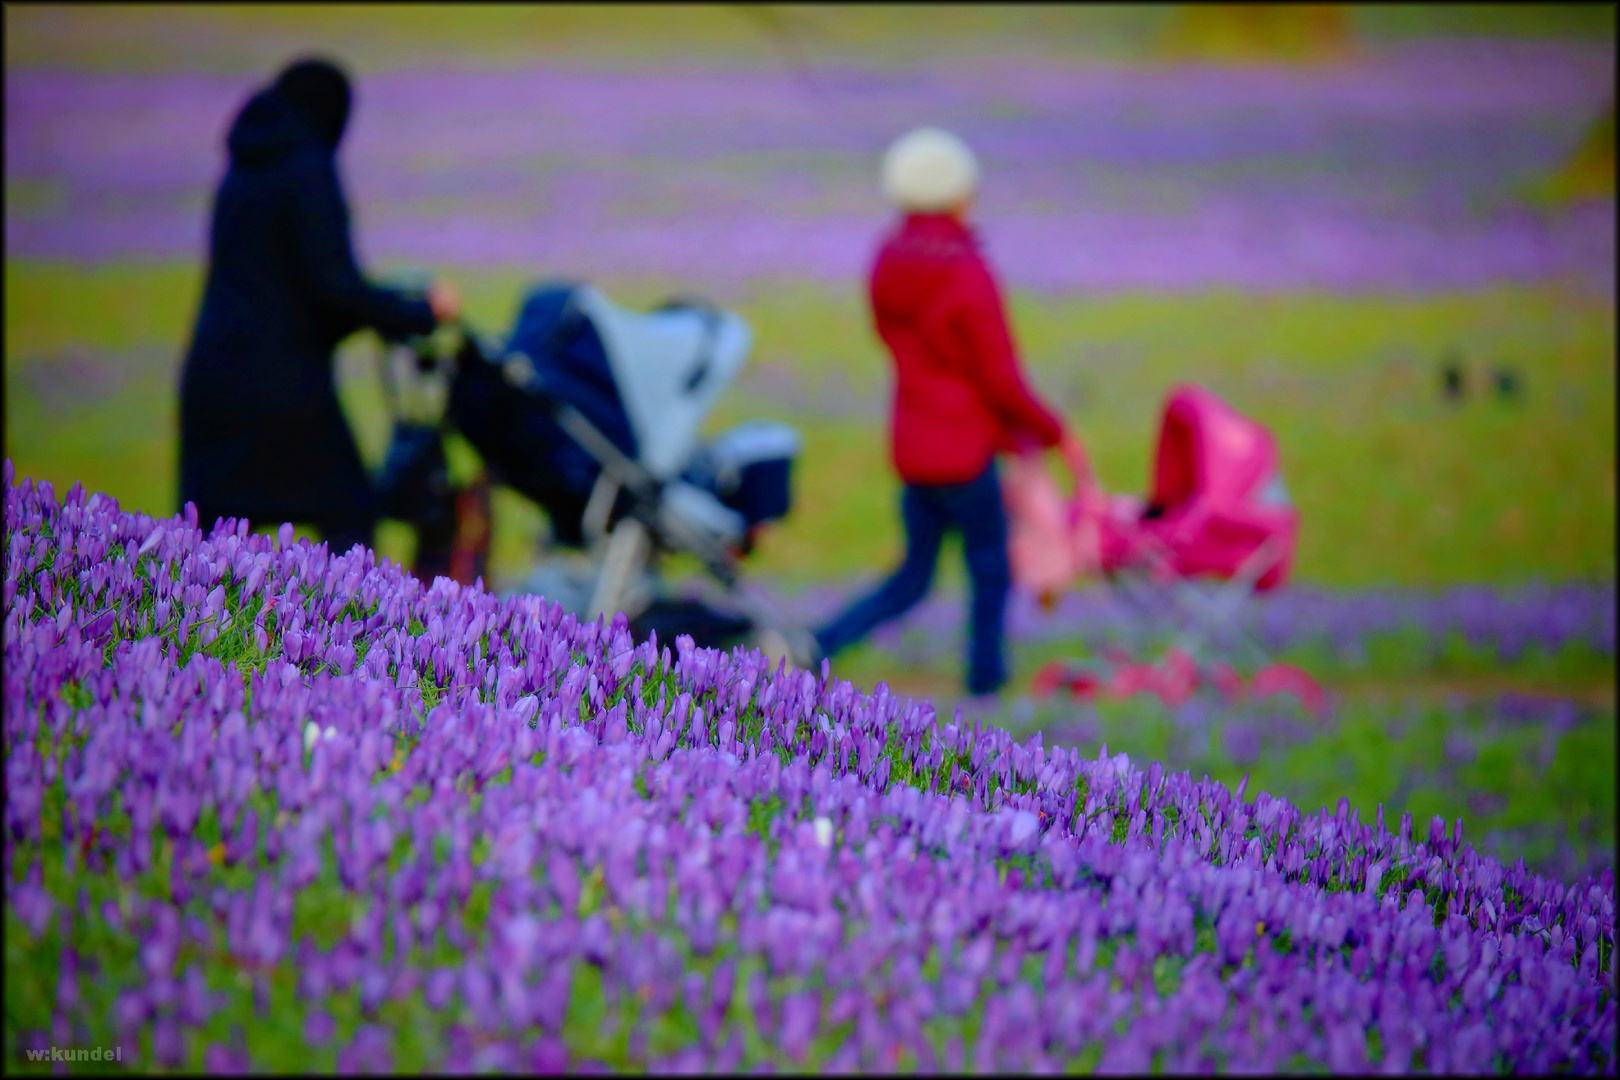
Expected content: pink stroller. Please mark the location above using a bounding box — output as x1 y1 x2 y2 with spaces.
1005 383 1322 712
1101 383 1297 592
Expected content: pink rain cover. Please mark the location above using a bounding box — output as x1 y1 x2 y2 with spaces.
1101 384 1298 590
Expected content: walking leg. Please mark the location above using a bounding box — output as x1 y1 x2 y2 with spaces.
956 464 1012 697
813 485 948 658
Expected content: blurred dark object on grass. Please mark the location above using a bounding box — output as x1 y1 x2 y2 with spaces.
1441 352 1467 401
629 597 754 652
1493 366 1524 402
1438 356 1525 404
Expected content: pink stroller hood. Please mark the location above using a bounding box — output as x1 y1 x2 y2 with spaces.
1102 384 1298 590
1151 384 1278 509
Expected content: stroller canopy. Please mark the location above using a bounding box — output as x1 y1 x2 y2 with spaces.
1125 383 1297 590
451 281 788 549
1152 383 1282 512
572 287 752 481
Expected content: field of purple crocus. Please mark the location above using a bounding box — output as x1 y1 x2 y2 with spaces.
4 467 1616 1072
6 40 1614 292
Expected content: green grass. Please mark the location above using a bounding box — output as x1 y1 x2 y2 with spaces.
6 260 1615 590
0 5 1171 74
5 4 1612 76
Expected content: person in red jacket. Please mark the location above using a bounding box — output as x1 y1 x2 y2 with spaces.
813 127 1089 701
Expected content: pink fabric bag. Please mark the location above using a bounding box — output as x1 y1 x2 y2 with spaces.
1001 451 1103 604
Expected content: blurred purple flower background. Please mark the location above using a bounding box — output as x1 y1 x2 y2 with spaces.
753 579 1616 665
6 39 1614 291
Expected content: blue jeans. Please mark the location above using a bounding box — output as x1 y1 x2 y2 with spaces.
814 460 1010 696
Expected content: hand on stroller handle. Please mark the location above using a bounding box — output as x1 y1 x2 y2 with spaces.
1059 430 1098 496
427 279 462 324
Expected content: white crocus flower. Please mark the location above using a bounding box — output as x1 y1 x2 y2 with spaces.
813 817 834 848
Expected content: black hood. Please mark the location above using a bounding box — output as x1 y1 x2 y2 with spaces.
276 58 351 150
226 87 327 170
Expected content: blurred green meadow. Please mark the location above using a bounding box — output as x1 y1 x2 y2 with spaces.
9 4 1614 72
7 262 1614 591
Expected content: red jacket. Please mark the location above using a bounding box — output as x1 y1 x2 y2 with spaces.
870 213 1065 486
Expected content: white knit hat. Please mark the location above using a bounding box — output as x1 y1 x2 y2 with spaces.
881 127 979 212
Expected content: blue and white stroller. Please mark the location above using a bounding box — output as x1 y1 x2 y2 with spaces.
376 280 807 658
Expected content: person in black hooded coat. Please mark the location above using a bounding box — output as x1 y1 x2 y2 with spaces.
178 57 459 553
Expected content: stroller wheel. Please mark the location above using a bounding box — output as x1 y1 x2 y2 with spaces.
628 598 753 652
448 474 493 587
415 471 492 587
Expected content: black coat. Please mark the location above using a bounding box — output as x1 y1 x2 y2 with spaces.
178 86 435 527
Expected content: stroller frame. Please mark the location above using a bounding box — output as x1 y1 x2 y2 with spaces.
375 285 808 661
1103 531 1289 670
494 344 742 615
